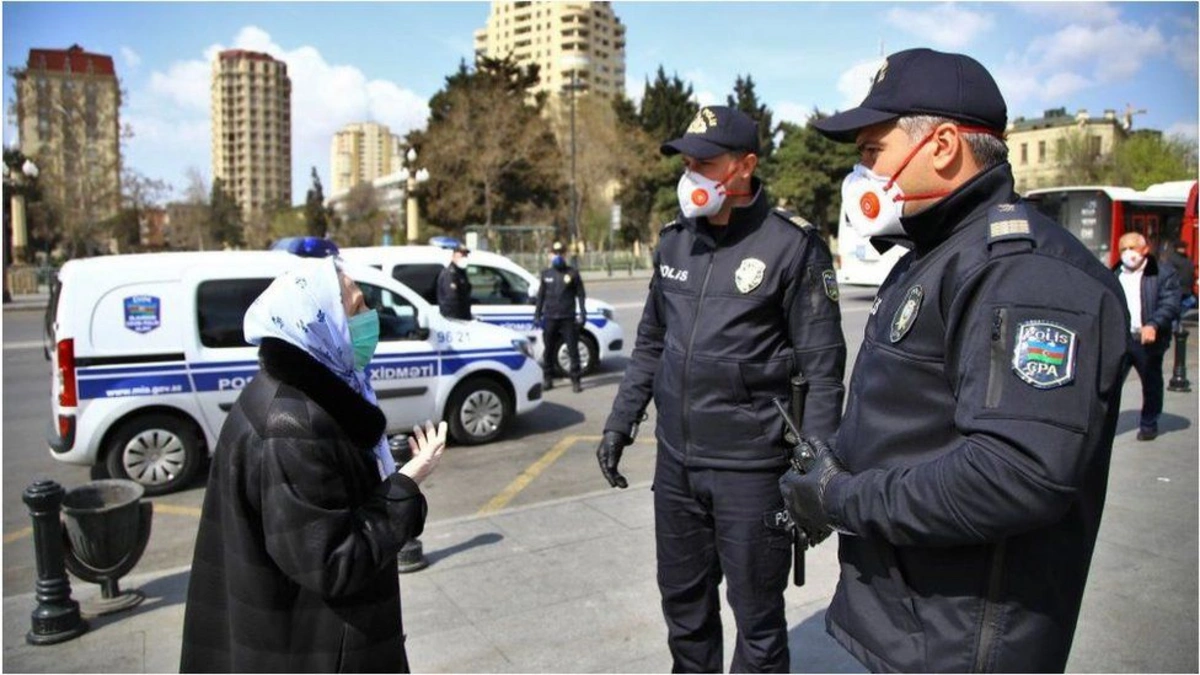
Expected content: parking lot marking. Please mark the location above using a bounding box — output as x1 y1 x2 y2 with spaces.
477 435 599 516
2 503 203 545
3 527 33 544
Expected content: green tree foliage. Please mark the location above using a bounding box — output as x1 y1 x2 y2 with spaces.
1108 131 1197 190
763 111 859 237
209 178 244 248
110 168 170 251
638 66 698 142
304 167 333 237
727 74 775 158
334 181 384 246
414 56 564 242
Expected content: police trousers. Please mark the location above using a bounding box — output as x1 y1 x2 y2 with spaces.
653 444 791 673
542 318 581 380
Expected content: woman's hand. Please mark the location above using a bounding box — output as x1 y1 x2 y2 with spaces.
398 420 448 485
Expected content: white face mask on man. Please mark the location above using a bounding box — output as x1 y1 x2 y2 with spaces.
676 170 730 219
1121 249 1146 270
841 164 907 237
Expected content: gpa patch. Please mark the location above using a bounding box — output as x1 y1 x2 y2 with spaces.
822 269 839 301
889 285 923 343
1012 320 1077 389
124 295 161 334
735 258 766 293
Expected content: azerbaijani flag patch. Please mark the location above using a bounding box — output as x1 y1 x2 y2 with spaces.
1012 320 1077 389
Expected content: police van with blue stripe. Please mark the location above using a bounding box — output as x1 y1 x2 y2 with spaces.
46 250 543 495
338 245 625 374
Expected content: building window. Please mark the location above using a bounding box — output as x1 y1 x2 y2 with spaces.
1020 143 1027 165
1090 135 1102 158
1056 138 1066 161
1037 140 1046 163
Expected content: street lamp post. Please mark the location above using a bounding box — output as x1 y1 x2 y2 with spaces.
399 148 430 245
4 158 39 302
560 55 589 256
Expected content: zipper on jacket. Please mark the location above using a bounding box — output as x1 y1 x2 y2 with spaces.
985 307 1008 409
973 540 1007 672
681 251 716 457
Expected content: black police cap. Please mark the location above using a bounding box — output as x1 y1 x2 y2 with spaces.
812 48 1007 143
661 105 760 159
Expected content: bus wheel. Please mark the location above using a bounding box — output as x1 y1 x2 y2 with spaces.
105 414 203 496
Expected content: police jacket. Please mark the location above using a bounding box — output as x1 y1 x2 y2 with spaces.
604 179 846 469
437 264 472 320
534 262 587 321
823 163 1130 673
1112 255 1181 348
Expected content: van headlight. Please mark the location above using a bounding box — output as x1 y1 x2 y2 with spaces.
513 338 535 361
600 308 614 320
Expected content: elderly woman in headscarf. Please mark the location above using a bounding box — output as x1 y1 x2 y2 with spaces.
180 256 445 673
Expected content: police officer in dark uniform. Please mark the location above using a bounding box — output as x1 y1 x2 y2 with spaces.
437 244 472 320
534 241 587 393
779 48 1130 672
596 105 846 672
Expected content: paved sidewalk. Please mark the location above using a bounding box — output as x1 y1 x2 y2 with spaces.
3 356 1197 672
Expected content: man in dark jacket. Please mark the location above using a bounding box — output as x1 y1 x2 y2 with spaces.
534 241 587 393
181 258 445 673
1116 231 1181 440
596 105 846 672
1161 239 1195 316
779 48 1130 672
437 244 473 320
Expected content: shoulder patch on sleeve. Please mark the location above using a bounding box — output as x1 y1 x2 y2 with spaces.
1012 320 1077 388
773 207 814 231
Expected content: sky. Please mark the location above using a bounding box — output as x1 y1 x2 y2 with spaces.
3 1 1197 204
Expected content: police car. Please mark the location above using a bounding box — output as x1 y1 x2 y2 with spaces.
338 246 625 375
45 250 543 495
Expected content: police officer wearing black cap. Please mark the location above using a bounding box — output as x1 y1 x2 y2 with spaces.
534 241 587 393
437 244 473 321
779 48 1130 672
596 105 846 672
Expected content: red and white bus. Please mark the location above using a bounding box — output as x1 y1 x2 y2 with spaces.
1025 181 1198 290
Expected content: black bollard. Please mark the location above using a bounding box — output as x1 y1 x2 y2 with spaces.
1168 328 1192 392
23 480 88 645
388 436 430 574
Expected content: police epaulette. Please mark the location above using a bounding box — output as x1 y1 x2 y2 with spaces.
773 207 814 231
987 202 1035 255
660 219 682 235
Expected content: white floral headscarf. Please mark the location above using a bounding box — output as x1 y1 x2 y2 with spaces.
244 256 396 477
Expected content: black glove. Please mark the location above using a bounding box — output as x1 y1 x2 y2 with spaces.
778 436 846 543
597 430 630 489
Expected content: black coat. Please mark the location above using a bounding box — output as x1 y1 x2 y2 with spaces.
180 338 427 673
605 179 846 468
437 264 473 320
826 164 1130 672
534 263 587 321
1113 254 1182 348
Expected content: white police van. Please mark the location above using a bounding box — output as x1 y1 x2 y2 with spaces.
338 246 625 375
46 250 543 495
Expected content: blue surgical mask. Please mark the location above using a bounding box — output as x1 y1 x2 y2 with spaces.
347 309 379 371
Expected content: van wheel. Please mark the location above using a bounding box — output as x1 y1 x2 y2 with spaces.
555 334 598 376
105 414 202 496
446 378 511 445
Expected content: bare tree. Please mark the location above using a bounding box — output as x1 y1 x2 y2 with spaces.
333 181 383 246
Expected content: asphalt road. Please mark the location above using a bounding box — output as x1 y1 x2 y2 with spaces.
0 278 879 598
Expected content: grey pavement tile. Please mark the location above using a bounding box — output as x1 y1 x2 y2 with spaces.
417 519 522 573
580 486 656 531
1094 500 1198 565
426 547 596 625
489 499 627 552
406 623 521 674
400 573 472 639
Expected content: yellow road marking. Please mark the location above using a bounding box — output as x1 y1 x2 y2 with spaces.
477 434 601 516
3 503 203 544
3 527 33 544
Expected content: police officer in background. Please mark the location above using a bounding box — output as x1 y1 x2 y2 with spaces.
596 105 846 672
437 244 472 321
779 48 1130 672
534 241 587 393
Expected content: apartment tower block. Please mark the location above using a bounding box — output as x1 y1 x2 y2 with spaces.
330 122 404 195
211 49 292 219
